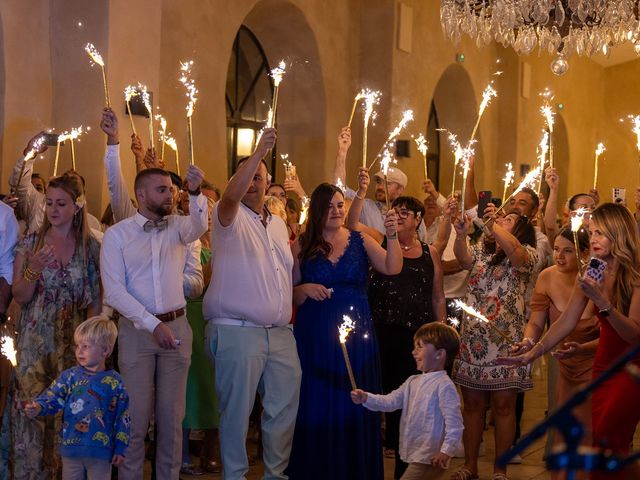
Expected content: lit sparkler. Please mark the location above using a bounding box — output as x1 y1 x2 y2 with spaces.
445 131 462 196
12 136 45 195
161 133 179 176
347 90 367 127
540 93 555 168
137 83 153 149
362 90 382 168
593 142 605 190
495 165 541 215
124 85 138 136
453 300 511 343
1 335 16 367
338 315 357 390
335 178 346 192
155 114 168 162
459 144 475 214
469 81 497 142
570 207 588 275
180 60 198 166
368 109 414 169
414 133 428 180
380 149 393 211
629 115 640 183
84 43 110 107
447 317 460 328
536 130 549 194
267 60 286 129
55 126 86 173
502 163 515 205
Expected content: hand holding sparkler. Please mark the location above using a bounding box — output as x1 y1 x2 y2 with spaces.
338 315 357 390
350 389 368 404
100 108 119 145
383 208 399 240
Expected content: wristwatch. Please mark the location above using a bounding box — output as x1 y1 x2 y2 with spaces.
598 304 613 317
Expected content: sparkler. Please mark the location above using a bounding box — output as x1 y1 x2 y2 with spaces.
630 115 640 183
335 178 346 192
502 163 515 205
469 81 497 143
380 149 393 211
459 145 474 214
362 90 381 168
338 315 357 390
84 43 110 107
155 114 168 162
593 143 605 190
12 136 45 195
137 83 153 149
570 207 588 275
414 133 428 180
540 102 555 168
368 109 414 170
162 133 179 176
453 300 511 343
445 131 462 196
347 90 367 127
180 60 198 166
54 126 86 173
123 85 138 136
536 130 549 195
267 60 286 129
495 165 542 216
1 335 16 367
447 316 460 328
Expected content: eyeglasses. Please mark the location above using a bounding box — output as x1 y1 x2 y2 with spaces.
395 208 416 219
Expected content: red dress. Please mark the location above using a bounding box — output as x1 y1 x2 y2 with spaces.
590 313 640 480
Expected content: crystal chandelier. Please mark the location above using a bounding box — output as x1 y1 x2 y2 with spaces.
440 1 640 75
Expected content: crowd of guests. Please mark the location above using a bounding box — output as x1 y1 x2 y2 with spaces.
0 106 640 480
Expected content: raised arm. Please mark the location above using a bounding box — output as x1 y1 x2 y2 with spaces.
432 196 457 257
217 129 276 227
332 127 351 185
346 167 383 243
453 215 473 270
361 210 402 275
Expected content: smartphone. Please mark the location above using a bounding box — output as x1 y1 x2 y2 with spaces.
612 188 626 204
478 190 492 218
584 257 607 283
42 133 59 147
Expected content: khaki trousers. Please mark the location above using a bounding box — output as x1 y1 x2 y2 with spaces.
117 316 192 480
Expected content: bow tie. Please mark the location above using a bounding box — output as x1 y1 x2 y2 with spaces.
143 218 168 232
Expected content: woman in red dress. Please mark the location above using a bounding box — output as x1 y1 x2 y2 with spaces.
502 202 640 480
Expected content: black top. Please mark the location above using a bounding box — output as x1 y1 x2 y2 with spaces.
368 240 435 331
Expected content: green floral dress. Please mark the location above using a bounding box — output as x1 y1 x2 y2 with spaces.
453 243 537 392
11 233 100 480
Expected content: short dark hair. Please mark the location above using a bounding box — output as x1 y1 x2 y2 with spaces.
392 196 425 230
568 193 593 211
518 187 540 211
167 171 182 189
558 225 589 253
134 168 171 192
414 322 460 369
237 156 269 173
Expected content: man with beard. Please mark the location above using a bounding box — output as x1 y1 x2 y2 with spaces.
100 165 208 479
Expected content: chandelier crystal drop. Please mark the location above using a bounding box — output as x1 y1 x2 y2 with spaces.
440 1 640 75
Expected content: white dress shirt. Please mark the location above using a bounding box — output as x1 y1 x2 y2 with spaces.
100 199 208 333
364 370 463 464
0 202 19 284
103 144 203 299
203 202 293 327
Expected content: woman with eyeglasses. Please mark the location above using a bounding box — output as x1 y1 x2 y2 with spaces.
346 167 449 478
450 210 538 480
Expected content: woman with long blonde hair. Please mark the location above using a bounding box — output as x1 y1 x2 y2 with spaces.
11 172 102 479
502 203 640 480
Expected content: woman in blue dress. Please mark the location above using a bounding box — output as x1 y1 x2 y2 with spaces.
287 182 402 479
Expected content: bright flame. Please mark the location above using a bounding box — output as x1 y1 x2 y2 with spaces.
24 136 45 161
447 317 460 328
335 178 345 191
338 315 356 343
478 82 498 117
414 133 428 156
503 163 515 187
179 60 198 117
155 114 167 134
513 166 542 195
363 90 382 127
124 85 138 102
57 126 85 144
460 144 474 177
386 110 414 144
137 83 152 116
570 207 588 233
381 149 393 176
447 132 462 167
454 300 490 323
281 153 292 169
161 133 178 152
84 43 104 66
538 130 549 169
596 142 606 157
270 60 287 87
541 105 555 133
1 336 17 367
630 115 640 150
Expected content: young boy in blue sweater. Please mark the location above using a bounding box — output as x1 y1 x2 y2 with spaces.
25 315 130 479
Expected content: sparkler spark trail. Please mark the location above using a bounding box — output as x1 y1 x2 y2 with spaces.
338 315 357 390
361 90 382 168
453 300 511 342
55 126 86 173
540 89 555 168
502 163 515 205
445 131 463 196
495 166 542 216
593 142 605 190
469 81 497 142
368 110 414 169
85 43 110 107
179 60 198 165
156 114 168 161
12 136 45 195
536 130 549 194
380 149 393 211
161 132 179 176
414 133 429 180
570 207 588 274
137 83 154 148
267 60 286 129
124 85 139 136
1 335 17 367
459 144 475 213
348 90 367 127
447 317 460 328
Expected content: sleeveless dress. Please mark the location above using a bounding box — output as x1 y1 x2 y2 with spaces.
287 231 383 480
368 241 435 475
590 313 640 480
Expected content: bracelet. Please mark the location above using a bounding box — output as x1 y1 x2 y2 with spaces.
23 266 41 282
387 233 398 240
355 192 365 200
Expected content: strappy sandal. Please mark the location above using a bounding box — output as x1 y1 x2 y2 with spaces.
492 474 509 480
450 468 479 480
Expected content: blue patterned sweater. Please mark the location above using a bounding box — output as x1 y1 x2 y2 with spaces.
34 366 130 461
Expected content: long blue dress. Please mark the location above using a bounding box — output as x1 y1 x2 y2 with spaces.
287 231 384 479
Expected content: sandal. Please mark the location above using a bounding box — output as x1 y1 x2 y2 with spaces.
450 468 479 480
492 474 509 480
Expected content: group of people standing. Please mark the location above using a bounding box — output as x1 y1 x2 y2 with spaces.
0 104 639 480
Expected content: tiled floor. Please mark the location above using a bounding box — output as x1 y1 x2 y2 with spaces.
147 361 603 479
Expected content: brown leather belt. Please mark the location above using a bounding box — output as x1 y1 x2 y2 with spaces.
155 308 185 323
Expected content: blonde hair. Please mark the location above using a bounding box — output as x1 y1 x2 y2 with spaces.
74 315 118 352
591 203 640 314
264 195 287 222
414 322 460 368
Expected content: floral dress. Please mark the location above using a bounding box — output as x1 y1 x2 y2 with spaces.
453 243 537 391
11 232 100 480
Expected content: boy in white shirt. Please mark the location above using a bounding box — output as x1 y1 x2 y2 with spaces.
351 322 463 479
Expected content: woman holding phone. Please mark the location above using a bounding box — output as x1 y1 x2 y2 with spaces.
501 202 640 480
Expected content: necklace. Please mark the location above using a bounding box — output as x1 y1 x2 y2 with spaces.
399 239 417 251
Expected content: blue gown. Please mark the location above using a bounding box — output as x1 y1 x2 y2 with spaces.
287 231 384 479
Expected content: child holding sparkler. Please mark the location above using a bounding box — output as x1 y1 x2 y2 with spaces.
24 315 130 479
351 322 463 480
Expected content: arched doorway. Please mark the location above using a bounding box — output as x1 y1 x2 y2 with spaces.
425 100 441 190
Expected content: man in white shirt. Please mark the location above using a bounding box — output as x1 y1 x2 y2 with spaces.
0 201 18 323
100 165 207 479
203 128 301 480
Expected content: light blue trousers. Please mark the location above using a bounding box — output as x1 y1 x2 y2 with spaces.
205 323 301 480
